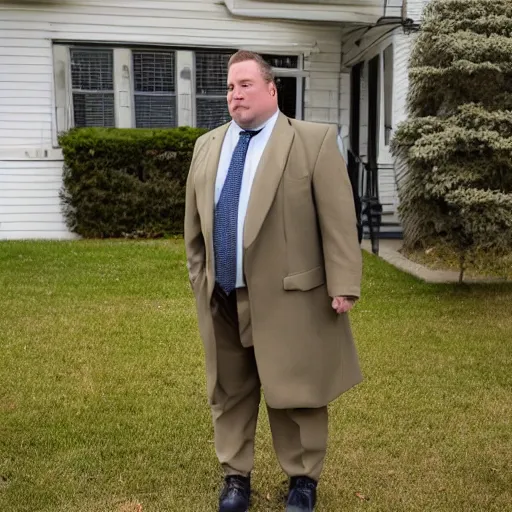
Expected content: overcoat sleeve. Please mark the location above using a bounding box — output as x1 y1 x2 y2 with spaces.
312 126 362 299
184 139 206 287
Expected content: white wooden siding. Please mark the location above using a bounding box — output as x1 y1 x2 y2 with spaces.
0 34 54 148
338 72 351 140
393 32 413 129
359 61 369 161
0 0 346 239
392 31 414 201
391 1 427 223
407 0 431 23
0 0 345 148
0 160 75 240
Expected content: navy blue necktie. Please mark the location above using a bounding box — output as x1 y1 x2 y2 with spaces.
214 129 262 294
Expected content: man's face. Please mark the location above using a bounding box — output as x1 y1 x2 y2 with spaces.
227 60 277 129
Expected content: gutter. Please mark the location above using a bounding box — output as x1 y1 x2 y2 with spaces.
222 0 387 25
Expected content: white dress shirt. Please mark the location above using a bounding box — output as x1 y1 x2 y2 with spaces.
214 109 280 289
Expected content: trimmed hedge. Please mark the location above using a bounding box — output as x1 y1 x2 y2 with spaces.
59 127 207 238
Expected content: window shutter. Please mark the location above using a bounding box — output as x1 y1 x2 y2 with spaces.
70 49 115 127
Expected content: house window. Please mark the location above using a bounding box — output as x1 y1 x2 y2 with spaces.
195 51 303 128
54 45 303 135
383 44 393 145
261 55 298 69
70 49 115 127
133 50 177 128
275 76 298 119
195 52 231 130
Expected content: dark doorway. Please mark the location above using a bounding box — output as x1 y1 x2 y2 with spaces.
364 54 383 251
275 76 297 118
349 62 363 241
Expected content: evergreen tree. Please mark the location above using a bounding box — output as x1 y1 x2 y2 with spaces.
392 0 512 280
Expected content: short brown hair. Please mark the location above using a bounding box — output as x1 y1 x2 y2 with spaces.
228 50 275 84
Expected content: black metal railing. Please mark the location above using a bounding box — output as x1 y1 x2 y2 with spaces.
348 149 383 255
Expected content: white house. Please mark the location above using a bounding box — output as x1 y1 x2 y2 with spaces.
0 0 428 240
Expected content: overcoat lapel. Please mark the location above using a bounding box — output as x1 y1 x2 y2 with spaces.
243 112 294 248
197 113 295 278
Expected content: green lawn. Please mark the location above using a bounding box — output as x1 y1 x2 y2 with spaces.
1 240 511 512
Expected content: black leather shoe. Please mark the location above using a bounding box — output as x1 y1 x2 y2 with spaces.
219 474 251 512
285 476 317 511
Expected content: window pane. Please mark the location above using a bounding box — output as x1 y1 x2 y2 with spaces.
196 97 230 130
135 95 176 128
194 51 299 130
71 49 113 91
261 54 298 69
275 76 297 118
73 93 115 128
133 51 175 93
71 49 114 128
196 52 231 95
133 51 176 128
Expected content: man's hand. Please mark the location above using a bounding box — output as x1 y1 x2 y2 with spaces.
331 296 356 314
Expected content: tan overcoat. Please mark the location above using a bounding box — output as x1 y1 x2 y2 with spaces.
184 112 363 409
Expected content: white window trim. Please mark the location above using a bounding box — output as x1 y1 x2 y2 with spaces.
273 53 305 120
273 68 305 121
177 51 194 127
115 48 133 128
52 44 72 142
377 43 394 165
52 44 306 133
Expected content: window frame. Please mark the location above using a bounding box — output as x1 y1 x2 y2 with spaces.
193 50 232 130
272 54 306 121
131 48 178 129
52 43 305 136
193 50 305 127
69 47 116 129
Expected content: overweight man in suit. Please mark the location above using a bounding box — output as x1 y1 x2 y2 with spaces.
184 50 362 512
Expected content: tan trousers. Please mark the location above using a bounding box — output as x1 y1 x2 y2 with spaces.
210 285 328 481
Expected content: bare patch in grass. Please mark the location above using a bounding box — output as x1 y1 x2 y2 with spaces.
402 243 512 280
116 501 143 512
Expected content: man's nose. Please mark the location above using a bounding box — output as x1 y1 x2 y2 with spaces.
232 87 244 99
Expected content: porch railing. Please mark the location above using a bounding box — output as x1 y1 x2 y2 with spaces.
347 149 383 255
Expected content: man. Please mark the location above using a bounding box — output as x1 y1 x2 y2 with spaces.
184 50 362 512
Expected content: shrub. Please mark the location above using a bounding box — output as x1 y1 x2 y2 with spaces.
59 127 207 238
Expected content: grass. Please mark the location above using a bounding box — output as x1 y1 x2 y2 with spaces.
402 243 512 281
1 239 511 512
